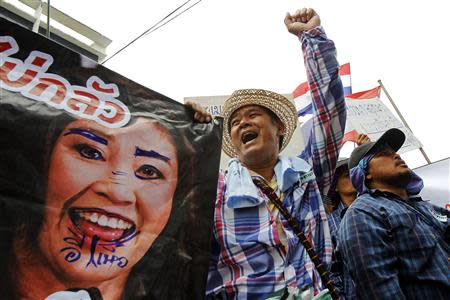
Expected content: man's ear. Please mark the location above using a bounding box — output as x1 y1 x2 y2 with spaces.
278 124 285 136
366 172 373 181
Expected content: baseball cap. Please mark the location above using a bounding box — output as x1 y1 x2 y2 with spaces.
348 128 405 169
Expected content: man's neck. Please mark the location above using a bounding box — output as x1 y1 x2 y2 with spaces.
370 183 408 200
243 160 277 182
340 193 357 207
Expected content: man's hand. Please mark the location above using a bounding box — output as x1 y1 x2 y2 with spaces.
356 133 370 146
284 8 320 36
185 101 212 123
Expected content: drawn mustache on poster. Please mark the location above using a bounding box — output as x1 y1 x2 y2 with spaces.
58 184 138 270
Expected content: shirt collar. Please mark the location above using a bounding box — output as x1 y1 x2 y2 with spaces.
225 156 312 208
369 189 424 203
274 155 312 192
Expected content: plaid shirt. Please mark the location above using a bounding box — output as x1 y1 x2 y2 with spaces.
328 202 346 242
329 204 355 300
338 190 450 299
206 26 346 299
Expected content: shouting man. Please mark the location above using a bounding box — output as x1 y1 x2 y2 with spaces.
189 7 347 299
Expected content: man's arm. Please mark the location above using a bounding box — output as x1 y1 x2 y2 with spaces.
285 8 346 196
184 100 212 123
339 205 406 299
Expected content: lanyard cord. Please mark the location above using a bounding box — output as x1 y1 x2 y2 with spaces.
252 177 340 300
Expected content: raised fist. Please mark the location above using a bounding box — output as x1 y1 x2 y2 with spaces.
284 8 320 36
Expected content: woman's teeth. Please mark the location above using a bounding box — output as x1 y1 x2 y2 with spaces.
79 212 132 230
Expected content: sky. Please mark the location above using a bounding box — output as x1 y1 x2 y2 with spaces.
50 0 450 169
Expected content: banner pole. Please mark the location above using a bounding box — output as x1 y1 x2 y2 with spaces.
378 79 432 164
46 0 50 38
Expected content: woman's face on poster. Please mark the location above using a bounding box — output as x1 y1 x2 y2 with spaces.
38 117 179 282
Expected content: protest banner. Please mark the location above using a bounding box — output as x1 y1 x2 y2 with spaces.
0 17 222 300
413 158 450 210
343 86 422 154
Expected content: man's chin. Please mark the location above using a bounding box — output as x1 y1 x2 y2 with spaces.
238 147 263 163
240 152 277 168
393 169 413 188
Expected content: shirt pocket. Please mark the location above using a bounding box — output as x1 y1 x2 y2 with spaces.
388 210 438 273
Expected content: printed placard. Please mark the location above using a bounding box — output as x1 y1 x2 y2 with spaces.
0 17 222 300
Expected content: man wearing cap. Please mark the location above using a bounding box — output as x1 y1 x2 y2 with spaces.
193 8 347 299
338 128 450 299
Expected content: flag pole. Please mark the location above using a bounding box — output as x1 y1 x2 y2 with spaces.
378 80 432 164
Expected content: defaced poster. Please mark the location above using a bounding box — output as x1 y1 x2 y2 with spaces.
0 17 222 300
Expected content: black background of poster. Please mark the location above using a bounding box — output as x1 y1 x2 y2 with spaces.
0 17 222 300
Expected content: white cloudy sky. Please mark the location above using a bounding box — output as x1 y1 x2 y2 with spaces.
51 0 450 168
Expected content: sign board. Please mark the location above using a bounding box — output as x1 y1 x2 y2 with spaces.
344 87 422 154
414 158 450 210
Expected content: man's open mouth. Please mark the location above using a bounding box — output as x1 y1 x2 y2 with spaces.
241 131 258 144
68 207 136 242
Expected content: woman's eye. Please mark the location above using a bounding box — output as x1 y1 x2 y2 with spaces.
135 164 164 180
75 144 104 161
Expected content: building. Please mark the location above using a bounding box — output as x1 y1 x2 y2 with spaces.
0 0 111 62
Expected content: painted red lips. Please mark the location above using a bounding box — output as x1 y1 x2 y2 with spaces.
69 208 136 242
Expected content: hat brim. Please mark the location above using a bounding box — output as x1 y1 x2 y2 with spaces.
374 128 405 153
336 157 349 169
349 128 406 169
327 157 349 199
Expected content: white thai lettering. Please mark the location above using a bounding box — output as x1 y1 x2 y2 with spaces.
0 36 131 128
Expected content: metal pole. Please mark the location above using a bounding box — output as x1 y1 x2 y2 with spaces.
378 79 432 164
46 0 50 38
32 1 43 33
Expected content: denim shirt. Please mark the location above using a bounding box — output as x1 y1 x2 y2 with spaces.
338 190 450 299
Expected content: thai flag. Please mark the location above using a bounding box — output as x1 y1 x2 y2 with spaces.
339 63 352 96
293 63 352 143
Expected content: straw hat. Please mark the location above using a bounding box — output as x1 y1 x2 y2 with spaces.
221 88 298 158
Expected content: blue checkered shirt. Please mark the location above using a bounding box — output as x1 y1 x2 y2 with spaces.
328 202 346 242
328 204 355 300
338 190 450 299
